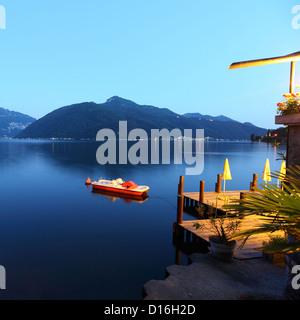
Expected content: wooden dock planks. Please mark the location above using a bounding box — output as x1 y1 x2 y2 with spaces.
178 215 285 260
183 190 251 210
175 181 285 260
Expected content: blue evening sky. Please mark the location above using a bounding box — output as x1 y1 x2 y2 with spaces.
0 0 299 129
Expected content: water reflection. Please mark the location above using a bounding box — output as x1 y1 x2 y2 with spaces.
0 139 288 299
91 189 149 204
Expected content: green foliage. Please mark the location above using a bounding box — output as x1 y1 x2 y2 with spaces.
276 152 286 161
193 204 241 244
262 235 288 254
273 165 300 188
225 166 300 253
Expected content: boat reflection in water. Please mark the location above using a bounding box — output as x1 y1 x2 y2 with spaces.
91 188 149 204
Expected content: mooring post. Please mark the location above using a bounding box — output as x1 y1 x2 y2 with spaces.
175 247 182 266
252 174 258 191
239 192 247 218
177 195 184 224
215 174 222 193
240 192 246 201
199 181 205 204
178 176 184 195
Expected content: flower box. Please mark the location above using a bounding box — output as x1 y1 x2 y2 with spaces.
275 114 300 125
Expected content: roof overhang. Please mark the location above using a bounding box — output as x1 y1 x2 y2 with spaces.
229 51 300 69
229 51 300 93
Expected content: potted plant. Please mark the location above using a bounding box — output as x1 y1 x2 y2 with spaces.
193 205 241 262
275 85 300 125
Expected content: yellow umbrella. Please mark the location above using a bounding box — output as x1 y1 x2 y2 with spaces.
222 158 232 192
262 158 271 185
277 160 286 188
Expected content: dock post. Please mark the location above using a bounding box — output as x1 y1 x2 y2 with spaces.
252 174 258 190
177 195 184 224
240 192 246 201
178 176 184 195
199 181 205 204
175 247 182 265
239 192 247 218
215 174 222 193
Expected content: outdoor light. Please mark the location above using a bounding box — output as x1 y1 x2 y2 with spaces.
229 51 300 93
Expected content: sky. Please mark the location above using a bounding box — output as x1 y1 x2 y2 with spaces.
0 0 300 129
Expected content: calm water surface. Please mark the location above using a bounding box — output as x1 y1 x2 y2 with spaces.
0 140 286 299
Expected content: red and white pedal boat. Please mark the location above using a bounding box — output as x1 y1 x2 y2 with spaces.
90 178 149 197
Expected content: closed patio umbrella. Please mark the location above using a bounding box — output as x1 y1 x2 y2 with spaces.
277 160 286 188
222 158 232 193
262 158 272 185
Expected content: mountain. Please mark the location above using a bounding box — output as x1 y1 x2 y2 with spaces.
0 107 36 138
184 113 261 128
183 112 236 123
15 96 267 140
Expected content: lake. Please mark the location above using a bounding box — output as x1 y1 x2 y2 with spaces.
0 139 286 300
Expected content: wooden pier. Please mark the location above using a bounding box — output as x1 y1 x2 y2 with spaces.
183 190 250 212
175 216 285 260
174 175 284 261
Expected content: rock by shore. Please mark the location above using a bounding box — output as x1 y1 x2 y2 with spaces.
143 253 286 300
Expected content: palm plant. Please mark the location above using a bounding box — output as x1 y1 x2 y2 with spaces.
225 165 300 253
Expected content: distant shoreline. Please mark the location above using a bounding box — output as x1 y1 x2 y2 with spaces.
1 137 287 145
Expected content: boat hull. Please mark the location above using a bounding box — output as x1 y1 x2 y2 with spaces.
92 188 149 202
92 183 149 197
